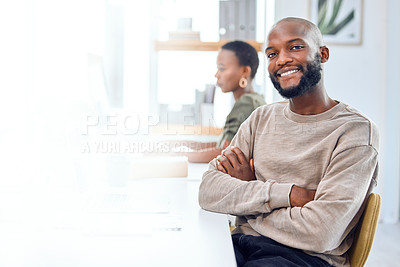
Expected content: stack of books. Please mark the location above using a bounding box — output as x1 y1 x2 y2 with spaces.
169 17 200 40
168 30 200 40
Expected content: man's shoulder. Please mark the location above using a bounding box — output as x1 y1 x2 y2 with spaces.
335 103 379 149
341 104 373 120
337 103 378 131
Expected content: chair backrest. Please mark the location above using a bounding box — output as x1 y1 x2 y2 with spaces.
348 193 381 267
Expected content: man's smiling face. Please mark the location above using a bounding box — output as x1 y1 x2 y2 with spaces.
266 20 323 98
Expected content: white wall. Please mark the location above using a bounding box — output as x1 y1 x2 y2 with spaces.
274 0 400 223
1 0 398 222
381 0 400 223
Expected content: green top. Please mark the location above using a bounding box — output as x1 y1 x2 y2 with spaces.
217 93 266 148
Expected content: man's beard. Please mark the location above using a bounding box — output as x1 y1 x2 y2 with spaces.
270 54 322 99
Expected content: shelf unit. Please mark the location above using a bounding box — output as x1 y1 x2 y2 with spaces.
153 40 265 52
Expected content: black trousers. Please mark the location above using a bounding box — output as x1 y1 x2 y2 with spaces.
232 234 333 267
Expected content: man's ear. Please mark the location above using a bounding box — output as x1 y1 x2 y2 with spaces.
320 46 329 63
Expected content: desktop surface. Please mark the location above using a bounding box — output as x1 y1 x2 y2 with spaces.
0 163 236 267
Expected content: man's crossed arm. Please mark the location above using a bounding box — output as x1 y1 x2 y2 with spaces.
217 146 315 207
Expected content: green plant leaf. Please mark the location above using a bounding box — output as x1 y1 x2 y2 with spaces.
318 0 328 31
318 0 326 10
328 10 354 34
327 0 343 28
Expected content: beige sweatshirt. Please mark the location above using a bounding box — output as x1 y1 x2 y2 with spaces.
199 101 379 267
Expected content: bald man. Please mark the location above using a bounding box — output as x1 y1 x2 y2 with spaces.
199 17 379 267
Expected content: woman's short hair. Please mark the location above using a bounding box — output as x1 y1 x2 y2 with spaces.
221 40 259 79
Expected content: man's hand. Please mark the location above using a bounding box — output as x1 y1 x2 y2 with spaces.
290 185 316 207
216 146 255 181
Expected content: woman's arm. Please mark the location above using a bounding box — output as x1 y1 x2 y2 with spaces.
163 140 216 150
163 138 230 163
185 147 223 163
176 140 230 163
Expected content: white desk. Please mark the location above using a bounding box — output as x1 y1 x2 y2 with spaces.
0 163 237 267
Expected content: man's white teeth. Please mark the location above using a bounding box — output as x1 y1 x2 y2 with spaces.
280 70 299 77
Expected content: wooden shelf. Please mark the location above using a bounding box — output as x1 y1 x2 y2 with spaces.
154 40 264 52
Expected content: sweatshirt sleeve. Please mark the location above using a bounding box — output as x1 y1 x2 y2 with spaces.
199 110 293 215
245 144 379 253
